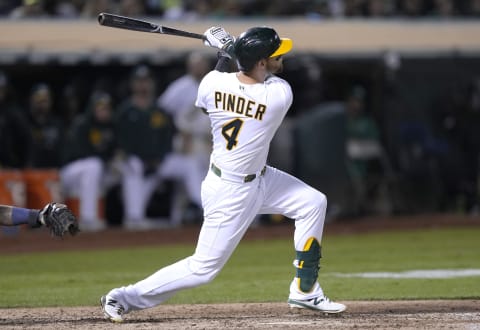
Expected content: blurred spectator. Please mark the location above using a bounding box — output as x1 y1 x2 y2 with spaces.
215 0 244 17
367 0 394 17
434 78 480 214
9 0 49 19
116 65 204 229
467 0 480 16
2 0 480 18
464 77 480 214
283 54 323 116
0 71 31 168
60 91 118 232
162 0 187 20
157 52 212 223
396 0 426 17
264 0 308 16
306 0 341 18
118 0 146 17
144 0 164 16
344 85 384 215
25 83 64 168
157 52 212 174
344 0 366 16
0 1 20 16
430 0 458 17
189 0 215 18
81 0 116 18
53 0 82 18
59 83 82 127
163 0 215 20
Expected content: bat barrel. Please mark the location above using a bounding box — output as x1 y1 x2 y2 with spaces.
98 12 205 40
98 12 159 32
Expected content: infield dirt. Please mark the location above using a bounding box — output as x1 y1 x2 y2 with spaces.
0 300 479 329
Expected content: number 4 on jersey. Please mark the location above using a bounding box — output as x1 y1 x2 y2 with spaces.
222 118 244 150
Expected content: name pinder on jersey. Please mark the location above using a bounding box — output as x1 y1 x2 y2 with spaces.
214 91 266 121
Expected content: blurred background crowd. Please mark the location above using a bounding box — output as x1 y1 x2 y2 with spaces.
1 0 480 233
0 0 480 20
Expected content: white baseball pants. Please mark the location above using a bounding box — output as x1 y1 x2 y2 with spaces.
109 165 327 312
60 157 112 222
122 154 205 221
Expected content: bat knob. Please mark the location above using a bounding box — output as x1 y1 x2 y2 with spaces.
98 13 106 25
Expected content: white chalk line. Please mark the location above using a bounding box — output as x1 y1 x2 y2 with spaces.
333 269 480 279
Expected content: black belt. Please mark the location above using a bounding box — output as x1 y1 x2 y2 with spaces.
211 163 266 183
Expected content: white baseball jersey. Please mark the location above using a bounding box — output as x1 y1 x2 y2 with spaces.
195 70 292 174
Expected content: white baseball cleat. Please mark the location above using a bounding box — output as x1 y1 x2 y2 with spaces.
288 295 346 313
101 294 125 323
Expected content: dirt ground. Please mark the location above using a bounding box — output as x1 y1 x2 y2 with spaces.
0 300 479 329
0 213 479 329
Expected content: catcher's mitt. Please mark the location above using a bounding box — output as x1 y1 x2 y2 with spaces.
39 203 80 237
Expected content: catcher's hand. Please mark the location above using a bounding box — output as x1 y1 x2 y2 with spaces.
38 203 79 237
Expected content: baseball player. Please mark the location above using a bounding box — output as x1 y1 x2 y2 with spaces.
101 26 346 322
116 65 205 229
157 51 213 175
0 203 79 237
60 91 118 232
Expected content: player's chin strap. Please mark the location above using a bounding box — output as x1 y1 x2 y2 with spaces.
293 237 321 293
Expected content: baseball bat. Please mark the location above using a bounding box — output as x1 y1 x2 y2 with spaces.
97 13 206 40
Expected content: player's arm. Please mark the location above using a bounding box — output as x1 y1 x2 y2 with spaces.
0 203 79 237
214 52 234 73
198 26 235 114
0 204 41 227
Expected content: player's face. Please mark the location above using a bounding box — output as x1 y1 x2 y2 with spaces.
94 100 112 123
266 55 284 74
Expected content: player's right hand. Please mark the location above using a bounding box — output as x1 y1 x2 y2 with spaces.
203 27 235 56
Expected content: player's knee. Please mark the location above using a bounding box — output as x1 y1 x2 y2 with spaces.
306 190 327 218
315 191 327 210
84 158 103 176
192 268 221 285
200 270 220 284
125 156 144 175
188 257 223 285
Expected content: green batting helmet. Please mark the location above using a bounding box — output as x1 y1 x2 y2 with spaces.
233 27 293 72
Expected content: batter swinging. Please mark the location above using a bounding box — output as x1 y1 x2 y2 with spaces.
101 26 346 322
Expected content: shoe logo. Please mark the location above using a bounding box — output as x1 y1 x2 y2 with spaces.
311 297 325 306
107 299 124 315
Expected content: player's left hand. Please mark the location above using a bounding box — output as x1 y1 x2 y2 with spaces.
203 26 235 56
38 203 80 237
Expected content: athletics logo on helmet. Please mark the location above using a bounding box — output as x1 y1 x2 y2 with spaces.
233 27 293 72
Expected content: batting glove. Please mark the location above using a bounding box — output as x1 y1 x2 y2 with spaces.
203 26 235 57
